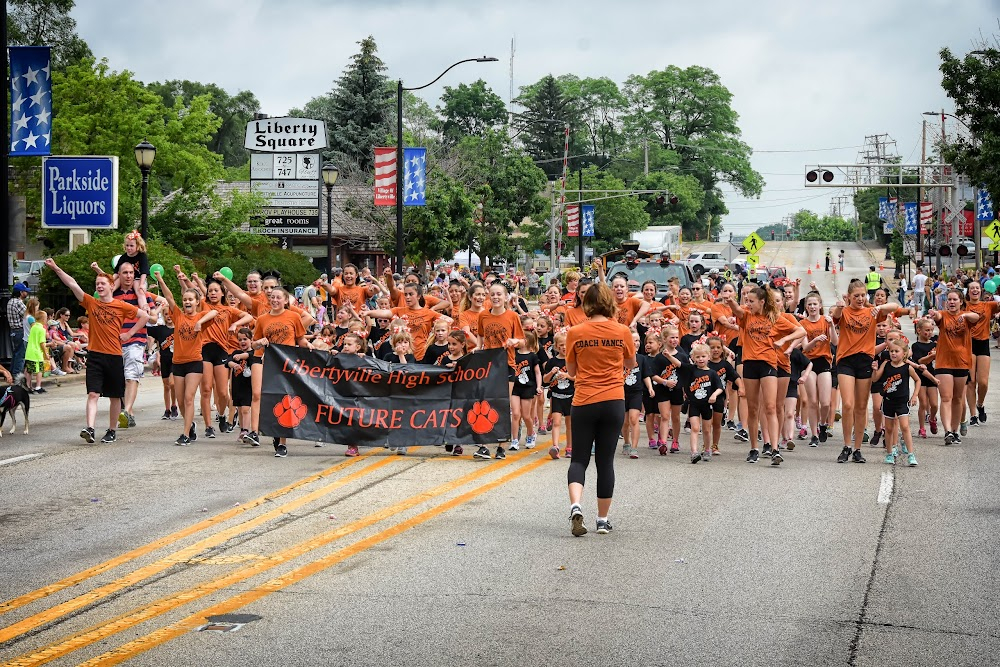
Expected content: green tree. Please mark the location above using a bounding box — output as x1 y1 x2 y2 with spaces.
791 209 857 242
631 171 705 237
558 75 626 160
513 75 585 179
147 80 260 167
401 170 475 266
437 79 507 143
7 0 92 69
327 36 392 175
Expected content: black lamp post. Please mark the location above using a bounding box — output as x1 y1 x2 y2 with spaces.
395 56 498 273
322 163 339 276
134 139 156 239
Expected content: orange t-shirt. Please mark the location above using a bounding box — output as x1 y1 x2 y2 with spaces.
82 294 139 356
391 306 443 355
336 283 374 311
253 309 306 358
477 309 525 367
965 300 1000 340
170 305 207 364
775 313 798 373
801 316 833 362
249 292 270 318
738 311 799 366
836 306 886 359
711 302 738 345
566 319 636 406
563 306 588 328
614 296 645 327
203 303 245 351
458 308 485 335
936 310 972 370
394 292 441 310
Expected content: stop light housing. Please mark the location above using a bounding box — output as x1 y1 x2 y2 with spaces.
957 244 969 257
938 245 951 257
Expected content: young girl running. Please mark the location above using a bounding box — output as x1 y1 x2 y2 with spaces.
707 335 742 455
437 330 472 457
711 283 742 432
543 331 574 460
641 333 663 450
338 333 368 457
535 315 554 434
928 289 980 445
650 324 686 455
199 278 252 438
474 281 525 461
421 319 451 364
226 328 258 445
912 318 939 438
661 342 725 464
622 330 645 460
829 279 899 463
510 331 543 451
963 280 999 426
800 293 837 446
872 337 931 467
867 319 892 449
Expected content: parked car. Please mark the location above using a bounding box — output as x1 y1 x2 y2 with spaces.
12 259 45 290
606 257 695 301
678 251 729 276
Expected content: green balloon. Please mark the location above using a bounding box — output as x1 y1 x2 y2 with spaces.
985 280 997 294
988 277 1000 291
220 266 234 281
93 290 100 298
149 263 164 279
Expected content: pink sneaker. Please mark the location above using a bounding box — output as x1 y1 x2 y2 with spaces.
918 427 927 439
345 445 359 457
648 439 658 449
670 441 680 453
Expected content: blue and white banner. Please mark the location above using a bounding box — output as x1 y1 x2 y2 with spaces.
41 156 119 229
581 204 595 237
878 197 888 222
977 186 994 222
9 46 52 157
402 147 426 206
903 202 919 235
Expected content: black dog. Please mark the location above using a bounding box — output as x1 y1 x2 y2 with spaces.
0 384 31 436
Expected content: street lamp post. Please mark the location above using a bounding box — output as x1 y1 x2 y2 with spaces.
322 163 339 277
134 140 156 239
395 56 498 273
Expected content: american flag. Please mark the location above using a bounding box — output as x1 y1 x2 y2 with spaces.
977 186 994 221
566 204 580 237
373 147 396 206
9 46 51 157
402 147 426 206
919 201 933 234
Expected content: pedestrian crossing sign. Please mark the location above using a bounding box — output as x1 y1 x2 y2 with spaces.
985 220 1000 242
742 232 765 254
990 239 1000 252
747 253 760 266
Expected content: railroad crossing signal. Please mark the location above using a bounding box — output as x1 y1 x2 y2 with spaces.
742 232 765 254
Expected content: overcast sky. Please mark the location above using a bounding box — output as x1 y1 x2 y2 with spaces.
75 0 998 235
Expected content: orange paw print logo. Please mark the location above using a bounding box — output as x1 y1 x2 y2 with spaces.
274 395 308 428
468 400 499 435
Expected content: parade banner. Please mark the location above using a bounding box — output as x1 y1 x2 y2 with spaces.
260 345 511 447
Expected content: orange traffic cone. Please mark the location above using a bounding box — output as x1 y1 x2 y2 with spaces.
816 261 820 269
807 267 812 275
832 267 837 275
879 262 884 271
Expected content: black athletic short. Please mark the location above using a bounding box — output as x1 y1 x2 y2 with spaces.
742 360 776 380
810 357 832 375
657 386 685 406
688 402 713 421
934 367 969 379
777 366 791 379
625 392 643 412
201 342 228 366
86 351 125 399
836 353 874 380
881 400 910 419
642 395 659 415
172 360 204 378
159 349 173 379
551 395 573 416
512 384 539 400
972 338 991 357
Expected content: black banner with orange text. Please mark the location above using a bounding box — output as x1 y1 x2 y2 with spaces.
260 345 511 447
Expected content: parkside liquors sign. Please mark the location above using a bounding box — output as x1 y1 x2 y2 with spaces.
41 156 119 229
245 117 327 236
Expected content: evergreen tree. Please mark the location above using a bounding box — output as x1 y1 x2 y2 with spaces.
513 75 584 179
7 0 92 69
328 36 392 174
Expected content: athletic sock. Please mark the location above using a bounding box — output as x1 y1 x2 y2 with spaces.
597 516 608 522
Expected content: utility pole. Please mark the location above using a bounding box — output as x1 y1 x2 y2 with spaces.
919 119 926 267
577 169 584 269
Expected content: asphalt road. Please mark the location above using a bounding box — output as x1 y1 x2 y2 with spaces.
2 241 999 666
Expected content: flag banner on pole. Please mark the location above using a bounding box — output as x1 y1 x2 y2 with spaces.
581 204 595 237
878 197 888 221
260 345 511 447
977 186 994 221
919 201 933 234
566 204 580 237
373 147 397 206
403 147 426 206
9 46 51 157
904 202 919 235
883 197 897 232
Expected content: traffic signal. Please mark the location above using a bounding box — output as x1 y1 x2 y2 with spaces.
654 192 679 208
771 230 775 241
957 244 969 257
805 169 834 184
938 245 951 257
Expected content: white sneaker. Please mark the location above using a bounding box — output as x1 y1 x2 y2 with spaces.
51 368 66 376
509 439 520 451
525 435 536 449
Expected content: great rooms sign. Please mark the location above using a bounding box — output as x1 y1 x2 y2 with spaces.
244 117 328 152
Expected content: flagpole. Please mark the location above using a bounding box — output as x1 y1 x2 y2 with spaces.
1 0 12 364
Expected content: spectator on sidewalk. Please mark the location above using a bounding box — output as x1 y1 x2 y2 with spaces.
6 283 29 380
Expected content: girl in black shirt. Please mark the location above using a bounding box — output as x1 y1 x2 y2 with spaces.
542 331 574 460
912 319 939 439
622 330 648 459
873 338 934 467
662 342 724 464
650 325 688 455
707 335 742 456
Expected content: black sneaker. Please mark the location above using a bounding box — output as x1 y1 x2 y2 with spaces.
244 431 260 447
274 444 288 458
851 449 866 463
126 413 136 428
771 451 783 465
746 448 759 464
596 519 613 534
819 423 828 443
837 446 851 463
944 431 955 446
174 434 190 446
761 443 773 458
978 405 987 423
734 428 749 442
161 410 171 420
691 452 702 464
473 445 491 460
809 435 820 448
570 507 587 537
870 429 883 448
100 429 116 444
725 420 736 431
205 426 217 439
218 415 227 433
953 432 962 444
171 405 179 419
970 416 979 427
495 445 506 460
189 423 198 442
80 427 96 444
34 386 47 394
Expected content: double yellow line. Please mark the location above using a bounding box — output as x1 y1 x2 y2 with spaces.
1 447 551 666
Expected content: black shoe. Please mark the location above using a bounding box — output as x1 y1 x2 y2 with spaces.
870 429 883 448
100 429 116 444
161 410 171 420
746 448 759 464
819 423 828 443
171 405 179 419
175 434 190 446
852 449 866 463
809 435 819 448
970 416 979 427
596 519 613 534
34 386 47 394
473 445 491 460
837 446 851 463
217 415 227 432
761 443 773 458
944 431 955 446
495 445 506 460
205 426 217 439
953 432 962 444
189 423 198 442
734 428 749 442
274 444 288 458
691 453 702 464
771 451 783 466
244 430 260 447
80 427 96 444
978 405 987 423
570 507 587 537
725 420 736 431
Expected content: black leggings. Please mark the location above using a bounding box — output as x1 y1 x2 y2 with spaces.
567 399 625 499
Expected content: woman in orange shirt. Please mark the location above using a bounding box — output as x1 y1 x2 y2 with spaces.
722 285 805 465
562 278 594 328
155 270 218 447
367 284 451 359
199 279 252 438
565 282 636 536
799 292 838 445
928 289 980 444
711 282 742 431
610 274 651 327
458 283 488 347
963 280 999 426
324 263 379 312
829 278 899 462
